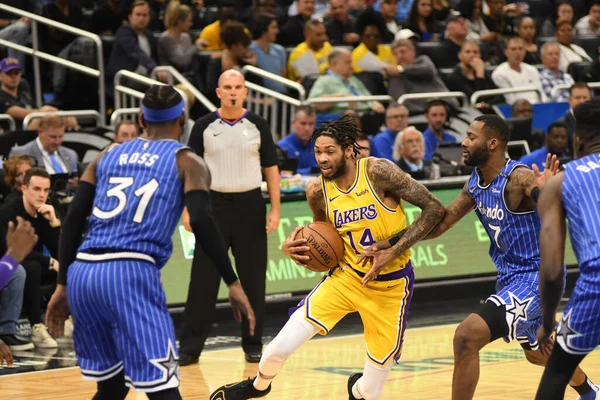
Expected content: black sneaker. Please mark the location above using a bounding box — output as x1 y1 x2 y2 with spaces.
0 334 34 351
348 373 363 400
244 351 262 363
210 377 271 400
178 352 199 366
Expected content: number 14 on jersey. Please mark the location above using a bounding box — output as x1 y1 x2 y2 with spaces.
346 228 376 255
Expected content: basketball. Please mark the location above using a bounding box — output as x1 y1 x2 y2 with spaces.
295 221 344 272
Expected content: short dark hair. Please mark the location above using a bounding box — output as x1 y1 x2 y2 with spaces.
356 8 387 37
426 100 449 114
511 99 532 116
569 82 591 96
304 18 325 34
23 167 50 187
251 13 276 39
546 121 568 135
573 98 600 141
115 120 138 136
294 105 315 119
129 0 149 15
221 21 252 49
142 84 183 124
474 114 510 144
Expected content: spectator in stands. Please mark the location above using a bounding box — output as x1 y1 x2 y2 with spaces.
249 13 288 93
388 39 458 114
491 37 547 104
196 0 237 50
575 1 600 35
555 19 593 72
0 168 61 348
352 10 396 74
539 42 575 103
157 1 198 75
0 248 30 353
442 12 470 67
288 0 328 19
107 0 169 83
374 0 413 25
40 0 82 56
90 0 127 35
394 126 432 179
405 0 440 41
0 58 60 130
456 0 496 42
2 155 33 205
113 120 139 144
423 100 456 161
380 0 401 41
519 122 569 169
371 103 409 161
482 0 516 37
325 0 360 46
355 134 371 159
516 16 541 65
540 1 574 37
511 99 544 150
278 0 315 47
189 0 216 31
287 19 332 82
0 13 30 69
557 82 592 152
9 115 79 175
277 106 318 174
446 40 503 107
342 109 362 129
308 49 385 114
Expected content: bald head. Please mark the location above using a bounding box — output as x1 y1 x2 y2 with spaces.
216 69 248 110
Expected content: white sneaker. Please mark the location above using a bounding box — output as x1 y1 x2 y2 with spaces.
57 316 74 345
31 324 58 348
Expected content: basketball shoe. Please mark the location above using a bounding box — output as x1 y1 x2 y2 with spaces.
577 381 600 400
348 372 363 400
209 377 271 400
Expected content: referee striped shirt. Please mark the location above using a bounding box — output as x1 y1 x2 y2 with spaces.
188 110 277 193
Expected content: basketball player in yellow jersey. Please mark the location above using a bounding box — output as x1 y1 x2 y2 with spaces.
210 115 444 400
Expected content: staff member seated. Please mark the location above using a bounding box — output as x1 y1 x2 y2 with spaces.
277 106 317 175
519 122 569 170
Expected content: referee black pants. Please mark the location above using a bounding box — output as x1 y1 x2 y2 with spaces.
180 188 267 357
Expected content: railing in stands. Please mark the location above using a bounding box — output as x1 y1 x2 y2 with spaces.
471 86 542 105
0 4 106 121
506 140 531 157
304 95 395 105
245 81 302 139
109 108 141 126
113 70 189 117
150 66 216 112
22 110 104 130
0 114 16 131
397 92 468 106
550 81 600 99
241 65 307 101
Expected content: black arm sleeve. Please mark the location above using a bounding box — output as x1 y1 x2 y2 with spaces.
185 190 238 285
57 181 96 285
188 112 215 158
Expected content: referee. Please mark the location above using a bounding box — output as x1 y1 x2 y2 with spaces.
179 70 280 365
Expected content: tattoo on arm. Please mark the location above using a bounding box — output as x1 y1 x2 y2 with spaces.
511 167 538 202
368 158 445 256
426 183 475 239
306 178 328 222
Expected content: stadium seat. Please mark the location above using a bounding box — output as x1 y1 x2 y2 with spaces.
568 61 592 81
355 72 387 96
573 36 600 60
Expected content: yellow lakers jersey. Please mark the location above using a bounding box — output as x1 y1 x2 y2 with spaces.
320 157 411 276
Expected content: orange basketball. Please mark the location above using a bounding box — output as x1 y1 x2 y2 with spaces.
295 222 344 272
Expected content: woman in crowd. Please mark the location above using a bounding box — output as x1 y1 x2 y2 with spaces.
2 155 33 205
157 0 199 75
516 16 541 65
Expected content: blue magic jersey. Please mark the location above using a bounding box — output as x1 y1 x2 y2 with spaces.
78 138 186 268
467 160 540 286
563 154 600 274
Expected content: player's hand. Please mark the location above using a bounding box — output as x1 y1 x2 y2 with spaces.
532 154 560 189
228 281 256 336
282 227 311 267
38 204 60 227
266 208 280 233
360 247 399 287
182 207 192 232
0 339 13 367
5 217 38 264
536 323 556 356
45 284 70 338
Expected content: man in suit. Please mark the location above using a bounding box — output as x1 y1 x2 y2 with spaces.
395 126 432 180
9 115 78 175
557 82 591 155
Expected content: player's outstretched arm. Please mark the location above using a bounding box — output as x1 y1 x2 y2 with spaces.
282 178 326 267
360 159 445 285
515 154 560 204
47 151 104 337
536 172 566 346
425 183 475 240
177 150 256 334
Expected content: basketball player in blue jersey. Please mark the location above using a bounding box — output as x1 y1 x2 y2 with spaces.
535 99 600 400
363 114 597 399
44 85 255 400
